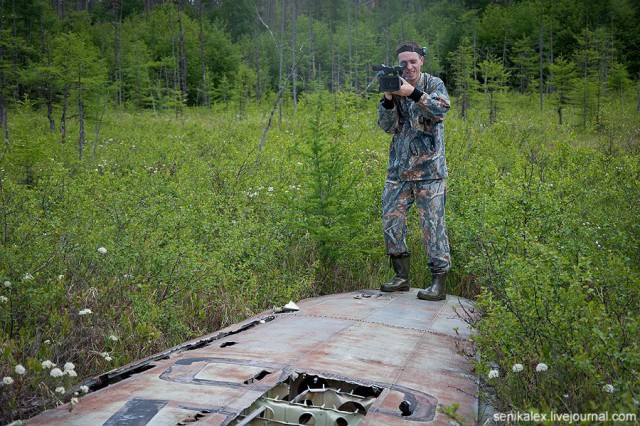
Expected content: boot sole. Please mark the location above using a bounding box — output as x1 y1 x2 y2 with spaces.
417 293 446 301
380 286 411 292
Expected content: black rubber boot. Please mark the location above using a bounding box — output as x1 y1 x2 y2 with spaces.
417 273 446 301
380 254 410 292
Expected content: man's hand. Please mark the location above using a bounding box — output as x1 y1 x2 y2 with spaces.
389 77 415 97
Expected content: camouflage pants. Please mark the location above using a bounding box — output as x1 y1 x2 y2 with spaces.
382 179 451 273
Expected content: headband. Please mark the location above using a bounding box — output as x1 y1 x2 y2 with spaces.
396 45 426 57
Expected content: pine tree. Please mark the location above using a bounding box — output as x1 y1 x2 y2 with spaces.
548 56 576 125
448 37 478 119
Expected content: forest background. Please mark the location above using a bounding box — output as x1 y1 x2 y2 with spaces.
0 0 638 423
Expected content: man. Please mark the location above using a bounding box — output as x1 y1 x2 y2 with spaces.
377 40 451 301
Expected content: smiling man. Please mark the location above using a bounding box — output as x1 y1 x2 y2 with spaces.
377 40 451 301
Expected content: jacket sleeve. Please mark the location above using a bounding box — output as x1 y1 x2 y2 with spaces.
419 77 450 122
377 98 397 134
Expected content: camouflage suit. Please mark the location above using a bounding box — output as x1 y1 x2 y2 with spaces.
377 72 451 274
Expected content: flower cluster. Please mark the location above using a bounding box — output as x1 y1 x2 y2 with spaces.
2 359 80 391
487 362 550 379
535 363 548 372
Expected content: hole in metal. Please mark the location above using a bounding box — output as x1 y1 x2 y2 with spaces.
230 373 381 425
243 370 272 385
299 412 315 424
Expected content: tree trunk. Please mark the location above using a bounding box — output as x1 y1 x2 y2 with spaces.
92 98 107 159
278 0 285 122
557 106 563 125
291 0 297 113
384 0 390 65
178 8 188 105
197 0 209 107
113 21 123 106
78 80 85 160
308 0 316 88
61 85 68 143
539 20 544 112
0 0 7 144
331 18 337 92
0 94 7 145
347 0 352 88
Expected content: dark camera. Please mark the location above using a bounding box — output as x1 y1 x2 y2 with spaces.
372 61 406 92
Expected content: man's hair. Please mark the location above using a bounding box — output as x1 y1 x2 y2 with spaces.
395 41 426 57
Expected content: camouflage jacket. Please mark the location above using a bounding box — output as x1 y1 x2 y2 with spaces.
377 72 450 181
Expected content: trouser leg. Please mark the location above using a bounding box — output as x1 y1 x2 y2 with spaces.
414 179 451 274
415 179 450 301
382 180 413 256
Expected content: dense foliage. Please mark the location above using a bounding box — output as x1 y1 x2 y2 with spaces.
0 0 639 424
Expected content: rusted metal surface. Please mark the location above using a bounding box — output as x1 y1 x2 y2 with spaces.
27 290 478 425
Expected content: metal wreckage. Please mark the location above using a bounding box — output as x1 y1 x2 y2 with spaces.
28 289 479 425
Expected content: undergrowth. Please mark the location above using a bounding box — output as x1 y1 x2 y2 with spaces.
0 91 638 422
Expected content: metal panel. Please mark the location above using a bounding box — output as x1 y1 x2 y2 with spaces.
27 290 477 425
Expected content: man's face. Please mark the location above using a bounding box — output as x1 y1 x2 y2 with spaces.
398 51 423 86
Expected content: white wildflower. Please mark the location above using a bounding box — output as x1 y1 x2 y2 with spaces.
602 384 614 394
66 370 78 377
23 273 34 281
79 385 89 394
41 360 56 369
50 368 64 378
55 386 65 394
268 187 274 192
78 308 92 316
58 275 64 281
63 362 75 372
535 363 549 372
487 369 499 379
3 376 14 385
0 296 7 303
97 247 107 254
512 363 524 373
108 335 119 341
104 356 112 362
15 365 26 375
3 280 10 288
70 397 79 406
